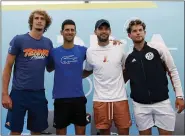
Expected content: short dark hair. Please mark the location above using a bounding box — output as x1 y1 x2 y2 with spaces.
61 19 76 31
126 19 146 34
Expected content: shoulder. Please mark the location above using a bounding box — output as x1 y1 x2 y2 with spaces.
125 50 135 63
75 44 87 52
52 46 60 51
147 41 168 53
41 36 53 49
42 36 53 44
86 46 95 53
75 44 87 49
12 33 28 41
10 34 29 46
42 36 52 43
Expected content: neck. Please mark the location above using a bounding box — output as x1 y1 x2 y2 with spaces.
29 30 43 40
134 40 145 51
63 41 74 49
98 40 109 46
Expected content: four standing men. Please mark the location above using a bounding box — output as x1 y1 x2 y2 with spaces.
1 9 184 135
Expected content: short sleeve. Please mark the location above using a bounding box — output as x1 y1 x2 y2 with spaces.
8 35 21 55
84 49 93 71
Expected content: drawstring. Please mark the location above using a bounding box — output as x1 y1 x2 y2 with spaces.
108 103 110 120
112 102 113 119
108 102 114 120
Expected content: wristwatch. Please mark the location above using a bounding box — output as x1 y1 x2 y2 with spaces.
176 96 184 99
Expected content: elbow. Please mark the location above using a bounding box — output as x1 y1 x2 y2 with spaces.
46 67 54 72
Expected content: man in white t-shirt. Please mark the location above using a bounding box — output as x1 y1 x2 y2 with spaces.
83 19 131 135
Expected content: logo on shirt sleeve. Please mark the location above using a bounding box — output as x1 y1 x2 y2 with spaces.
8 46 12 52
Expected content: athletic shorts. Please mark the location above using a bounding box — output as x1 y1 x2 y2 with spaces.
53 96 87 129
93 100 132 129
132 99 176 131
5 90 48 133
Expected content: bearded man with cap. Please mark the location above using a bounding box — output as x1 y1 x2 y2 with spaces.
83 19 132 135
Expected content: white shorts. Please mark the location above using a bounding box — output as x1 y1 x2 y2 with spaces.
132 99 176 131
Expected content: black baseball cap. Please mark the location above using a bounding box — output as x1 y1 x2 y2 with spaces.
95 19 110 30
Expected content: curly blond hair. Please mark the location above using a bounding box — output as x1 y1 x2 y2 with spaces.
28 10 52 32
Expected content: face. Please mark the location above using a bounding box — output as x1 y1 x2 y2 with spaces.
61 25 76 42
32 13 46 32
128 25 146 43
95 25 111 42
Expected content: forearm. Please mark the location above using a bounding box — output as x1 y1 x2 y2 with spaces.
2 66 12 95
167 67 183 97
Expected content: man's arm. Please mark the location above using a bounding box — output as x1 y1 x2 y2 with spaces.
155 42 184 113
2 54 15 109
46 61 54 72
121 49 129 83
157 43 183 97
83 70 93 78
83 50 93 78
123 69 129 83
46 46 54 72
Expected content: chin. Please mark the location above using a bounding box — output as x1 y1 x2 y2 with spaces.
35 28 44 32
66 40 74 42
134 39 144 43
100 39 109 42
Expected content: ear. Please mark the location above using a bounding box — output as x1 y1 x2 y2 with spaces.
94 30 97 35
128 33 131 39
60 30 63 35
144 30 146 36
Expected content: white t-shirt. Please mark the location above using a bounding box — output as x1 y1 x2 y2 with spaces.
85 43 128 102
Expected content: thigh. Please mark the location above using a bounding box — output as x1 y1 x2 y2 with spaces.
72 97 87 126
93 101 112 129
5 90 27 133
53 99 71 129
27 91 48 132
132 101 154 131
113 100 132 129
154 99 176 131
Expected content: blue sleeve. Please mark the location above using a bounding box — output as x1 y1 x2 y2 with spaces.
8 35 21 55
49 39 54 49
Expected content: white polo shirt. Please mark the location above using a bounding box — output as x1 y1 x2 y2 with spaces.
85 43 128 102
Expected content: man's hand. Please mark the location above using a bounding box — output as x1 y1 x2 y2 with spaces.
110 39 122 45
175 98 184 113
2 93 12 109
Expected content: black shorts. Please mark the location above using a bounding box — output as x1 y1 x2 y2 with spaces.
53 96 87 129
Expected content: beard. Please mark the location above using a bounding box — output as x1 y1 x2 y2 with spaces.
97 35 109 42
133 37 144 44
64 37 74 43
35 28 43 32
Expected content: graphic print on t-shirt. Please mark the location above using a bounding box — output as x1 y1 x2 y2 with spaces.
60 55 78 64
23 48 49 60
